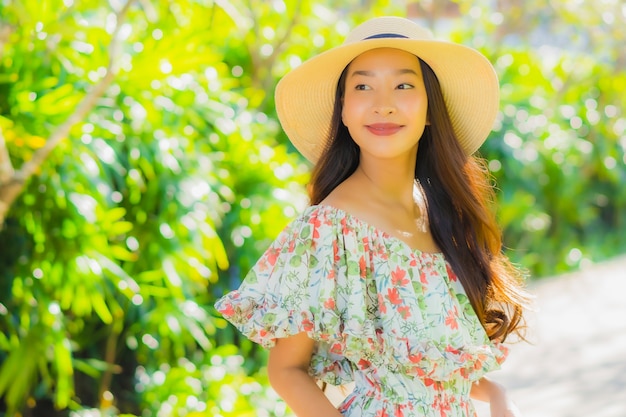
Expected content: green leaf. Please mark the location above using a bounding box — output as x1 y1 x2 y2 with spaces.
90 292 113 324
108 220 134 235
53 337 74 409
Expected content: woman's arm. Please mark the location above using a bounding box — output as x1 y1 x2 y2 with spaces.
471 376 522 417
267 332 343 417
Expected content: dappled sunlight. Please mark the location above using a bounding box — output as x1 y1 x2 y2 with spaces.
0 0 624 416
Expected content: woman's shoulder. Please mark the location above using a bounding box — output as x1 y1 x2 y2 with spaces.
318 176 374 222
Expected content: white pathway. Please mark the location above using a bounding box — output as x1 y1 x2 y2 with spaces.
475 255 626 417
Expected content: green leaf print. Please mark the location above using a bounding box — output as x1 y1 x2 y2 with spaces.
246 270 258 284
456 293 474 315
455 293 469 304
295 242 307 255
262 312 276 325
289 255 302 267
347 260 360 276
300 225 311 239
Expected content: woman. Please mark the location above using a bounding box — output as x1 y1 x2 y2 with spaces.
215 16 530 417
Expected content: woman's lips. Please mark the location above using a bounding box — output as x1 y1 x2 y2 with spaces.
366 123 403 136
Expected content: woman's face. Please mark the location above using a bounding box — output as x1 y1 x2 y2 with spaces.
341 47 428 162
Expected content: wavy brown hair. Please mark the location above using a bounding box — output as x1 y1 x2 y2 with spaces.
309 58 529 341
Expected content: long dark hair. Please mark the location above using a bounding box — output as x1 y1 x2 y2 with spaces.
309 58 528 341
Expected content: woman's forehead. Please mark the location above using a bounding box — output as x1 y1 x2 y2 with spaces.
346 48 422 76
347 48 421 71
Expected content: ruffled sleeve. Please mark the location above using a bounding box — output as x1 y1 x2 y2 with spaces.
214 206 359 383
216 207 336 346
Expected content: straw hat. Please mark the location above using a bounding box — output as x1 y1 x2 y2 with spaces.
275 16 499 162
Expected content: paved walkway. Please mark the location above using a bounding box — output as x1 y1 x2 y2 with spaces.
326 255 626 416
475 255 626 417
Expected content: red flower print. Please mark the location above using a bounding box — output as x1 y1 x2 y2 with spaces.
309 215 321 239
394 406 404 417
446 263 458 281
386 287 402 305
265 247 281 266
357 358 371 369
327 269 336 280
445 345 460 355
359 256 368 279
338 395 356 412
445 306 459 330
341 217 350 235
419 271 429 285
302 318 314 332
330 342 343 354
398 305 411 319
218 303 235 317
333 240 340 263
324 297 335 309
496 344 510 363
391 266 409 286
257 259 269 272
410 258 417 267
363 237 370 253
367 337 376 350
408 352 423 363
437 400 451 417
378 293 387 314
375 409 389 417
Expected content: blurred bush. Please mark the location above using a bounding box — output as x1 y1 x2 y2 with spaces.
452 0 626 276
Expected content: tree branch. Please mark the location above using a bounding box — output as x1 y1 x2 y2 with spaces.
0 0 137 226
0 127 15 184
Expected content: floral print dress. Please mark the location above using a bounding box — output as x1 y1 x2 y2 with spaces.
214 205 507 417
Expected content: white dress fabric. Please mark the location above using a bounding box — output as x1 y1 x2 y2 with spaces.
215 205 507 416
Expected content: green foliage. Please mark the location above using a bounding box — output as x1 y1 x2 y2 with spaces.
0 0 624 416
0 0 307 415
451 0 626 276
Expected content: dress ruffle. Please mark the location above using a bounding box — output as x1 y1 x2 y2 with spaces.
214 205 507 389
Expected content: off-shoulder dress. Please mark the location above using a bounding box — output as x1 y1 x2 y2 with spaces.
215 205 507 417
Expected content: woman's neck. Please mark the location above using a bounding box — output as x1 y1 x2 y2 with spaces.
354 157 416 209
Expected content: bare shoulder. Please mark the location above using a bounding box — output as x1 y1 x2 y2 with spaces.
319 175 380 224
319 176 366 214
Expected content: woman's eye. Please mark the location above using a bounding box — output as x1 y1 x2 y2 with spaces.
397 83 414 90
355 84 370 90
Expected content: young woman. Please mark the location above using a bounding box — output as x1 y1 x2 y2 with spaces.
215 16 530 417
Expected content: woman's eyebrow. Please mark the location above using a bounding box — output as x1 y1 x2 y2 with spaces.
350 69 419 77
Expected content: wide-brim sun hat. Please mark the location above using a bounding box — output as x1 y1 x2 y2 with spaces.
275 16 500 163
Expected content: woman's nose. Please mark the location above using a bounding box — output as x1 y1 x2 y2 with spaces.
372 92 396 115
374 105 396 115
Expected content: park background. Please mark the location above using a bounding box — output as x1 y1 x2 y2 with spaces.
0 0 625 416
